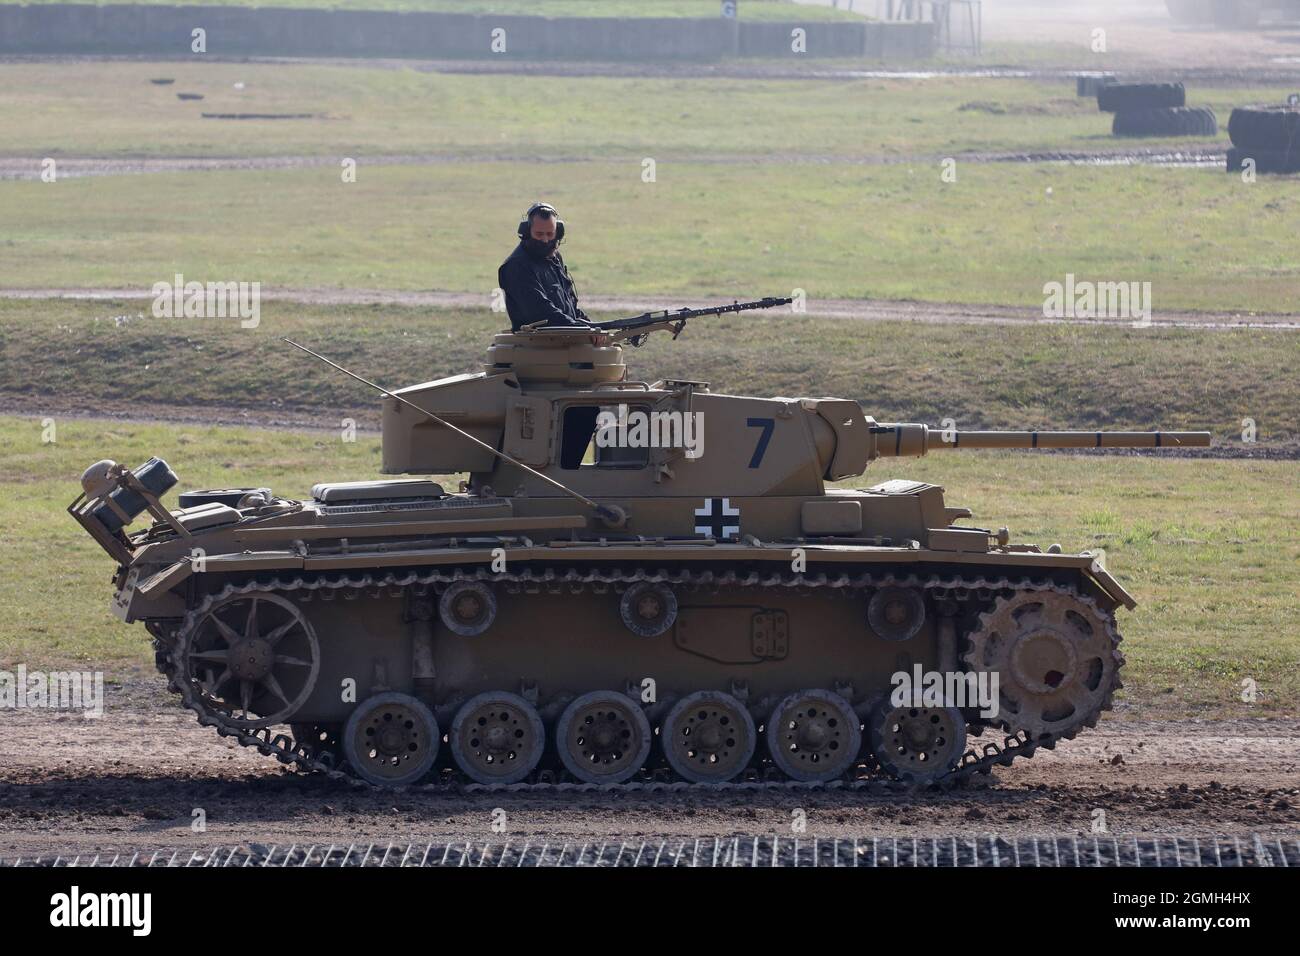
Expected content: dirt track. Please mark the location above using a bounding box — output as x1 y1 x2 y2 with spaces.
6 53 1297 85
0 144 1233 181
5 287 1297 329
1 686 1296 859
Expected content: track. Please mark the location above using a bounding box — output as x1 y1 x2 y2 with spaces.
162 571 1116 793
4 287 1297 329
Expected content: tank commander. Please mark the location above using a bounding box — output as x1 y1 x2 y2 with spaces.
498 201 594 332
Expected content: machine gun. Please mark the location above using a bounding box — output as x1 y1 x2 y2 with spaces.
596 296 792 344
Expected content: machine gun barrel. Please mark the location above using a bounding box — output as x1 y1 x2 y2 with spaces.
596 296 792 333
870 424 1211 457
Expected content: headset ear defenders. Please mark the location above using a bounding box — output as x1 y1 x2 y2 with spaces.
517 202 565 243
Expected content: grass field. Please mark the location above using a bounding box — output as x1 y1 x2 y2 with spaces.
1 41 1295 724
0 61 1287 161
3 60 1296 313
0 0 863 17
3 414 1295 718
3 159 1297 312
2 299 1298 443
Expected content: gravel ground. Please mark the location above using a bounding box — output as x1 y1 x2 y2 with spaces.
1 684 1296 859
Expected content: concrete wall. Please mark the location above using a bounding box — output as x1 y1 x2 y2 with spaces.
0 4 937 60
740 20 866 58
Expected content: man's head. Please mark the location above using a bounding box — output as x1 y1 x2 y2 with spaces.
528 208 557 243
519 202 564 258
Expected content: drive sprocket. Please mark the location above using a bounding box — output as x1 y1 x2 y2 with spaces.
961 588 1122 742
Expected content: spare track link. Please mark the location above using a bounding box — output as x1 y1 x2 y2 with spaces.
163 566 1121 794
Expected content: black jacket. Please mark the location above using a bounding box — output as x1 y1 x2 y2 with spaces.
498 242 592 331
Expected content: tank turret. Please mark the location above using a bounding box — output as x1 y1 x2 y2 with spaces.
381 327 1209 515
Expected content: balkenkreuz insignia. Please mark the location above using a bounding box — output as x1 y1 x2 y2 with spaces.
694 497 740 540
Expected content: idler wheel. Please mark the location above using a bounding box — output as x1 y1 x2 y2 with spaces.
868 702 967 785
555 691 652 784
661 691 756 783
181 593 320 729
342 692 440 788
765 689 862 783
450 691 546 785
867 586 927 642
962 590 1120 741
439 581 497 637
619 582 678 638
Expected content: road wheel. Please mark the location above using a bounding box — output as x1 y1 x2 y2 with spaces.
661 691 756 783
868 702 967 785
342 692 440 787
449 691 546 785
766 689 862 783
556 691 652 785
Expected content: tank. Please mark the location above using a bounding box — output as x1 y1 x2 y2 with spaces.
69 321 1211 790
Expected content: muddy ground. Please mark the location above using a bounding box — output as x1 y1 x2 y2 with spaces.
0 684 1296 859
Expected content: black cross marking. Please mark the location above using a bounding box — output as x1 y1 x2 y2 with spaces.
694 497 740 540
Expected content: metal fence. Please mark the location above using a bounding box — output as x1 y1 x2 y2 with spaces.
874 0 981 55
5 833 1297 868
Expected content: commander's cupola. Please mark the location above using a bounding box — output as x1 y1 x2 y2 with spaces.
485 329 626 387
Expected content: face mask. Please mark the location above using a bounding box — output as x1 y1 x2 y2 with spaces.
524 237 558 258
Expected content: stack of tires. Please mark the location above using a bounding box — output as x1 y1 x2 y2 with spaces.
1076 73 1115 97
1226 105 1300 174
1098 82 1219 138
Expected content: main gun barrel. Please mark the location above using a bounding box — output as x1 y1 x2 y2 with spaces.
870 423 1211 458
